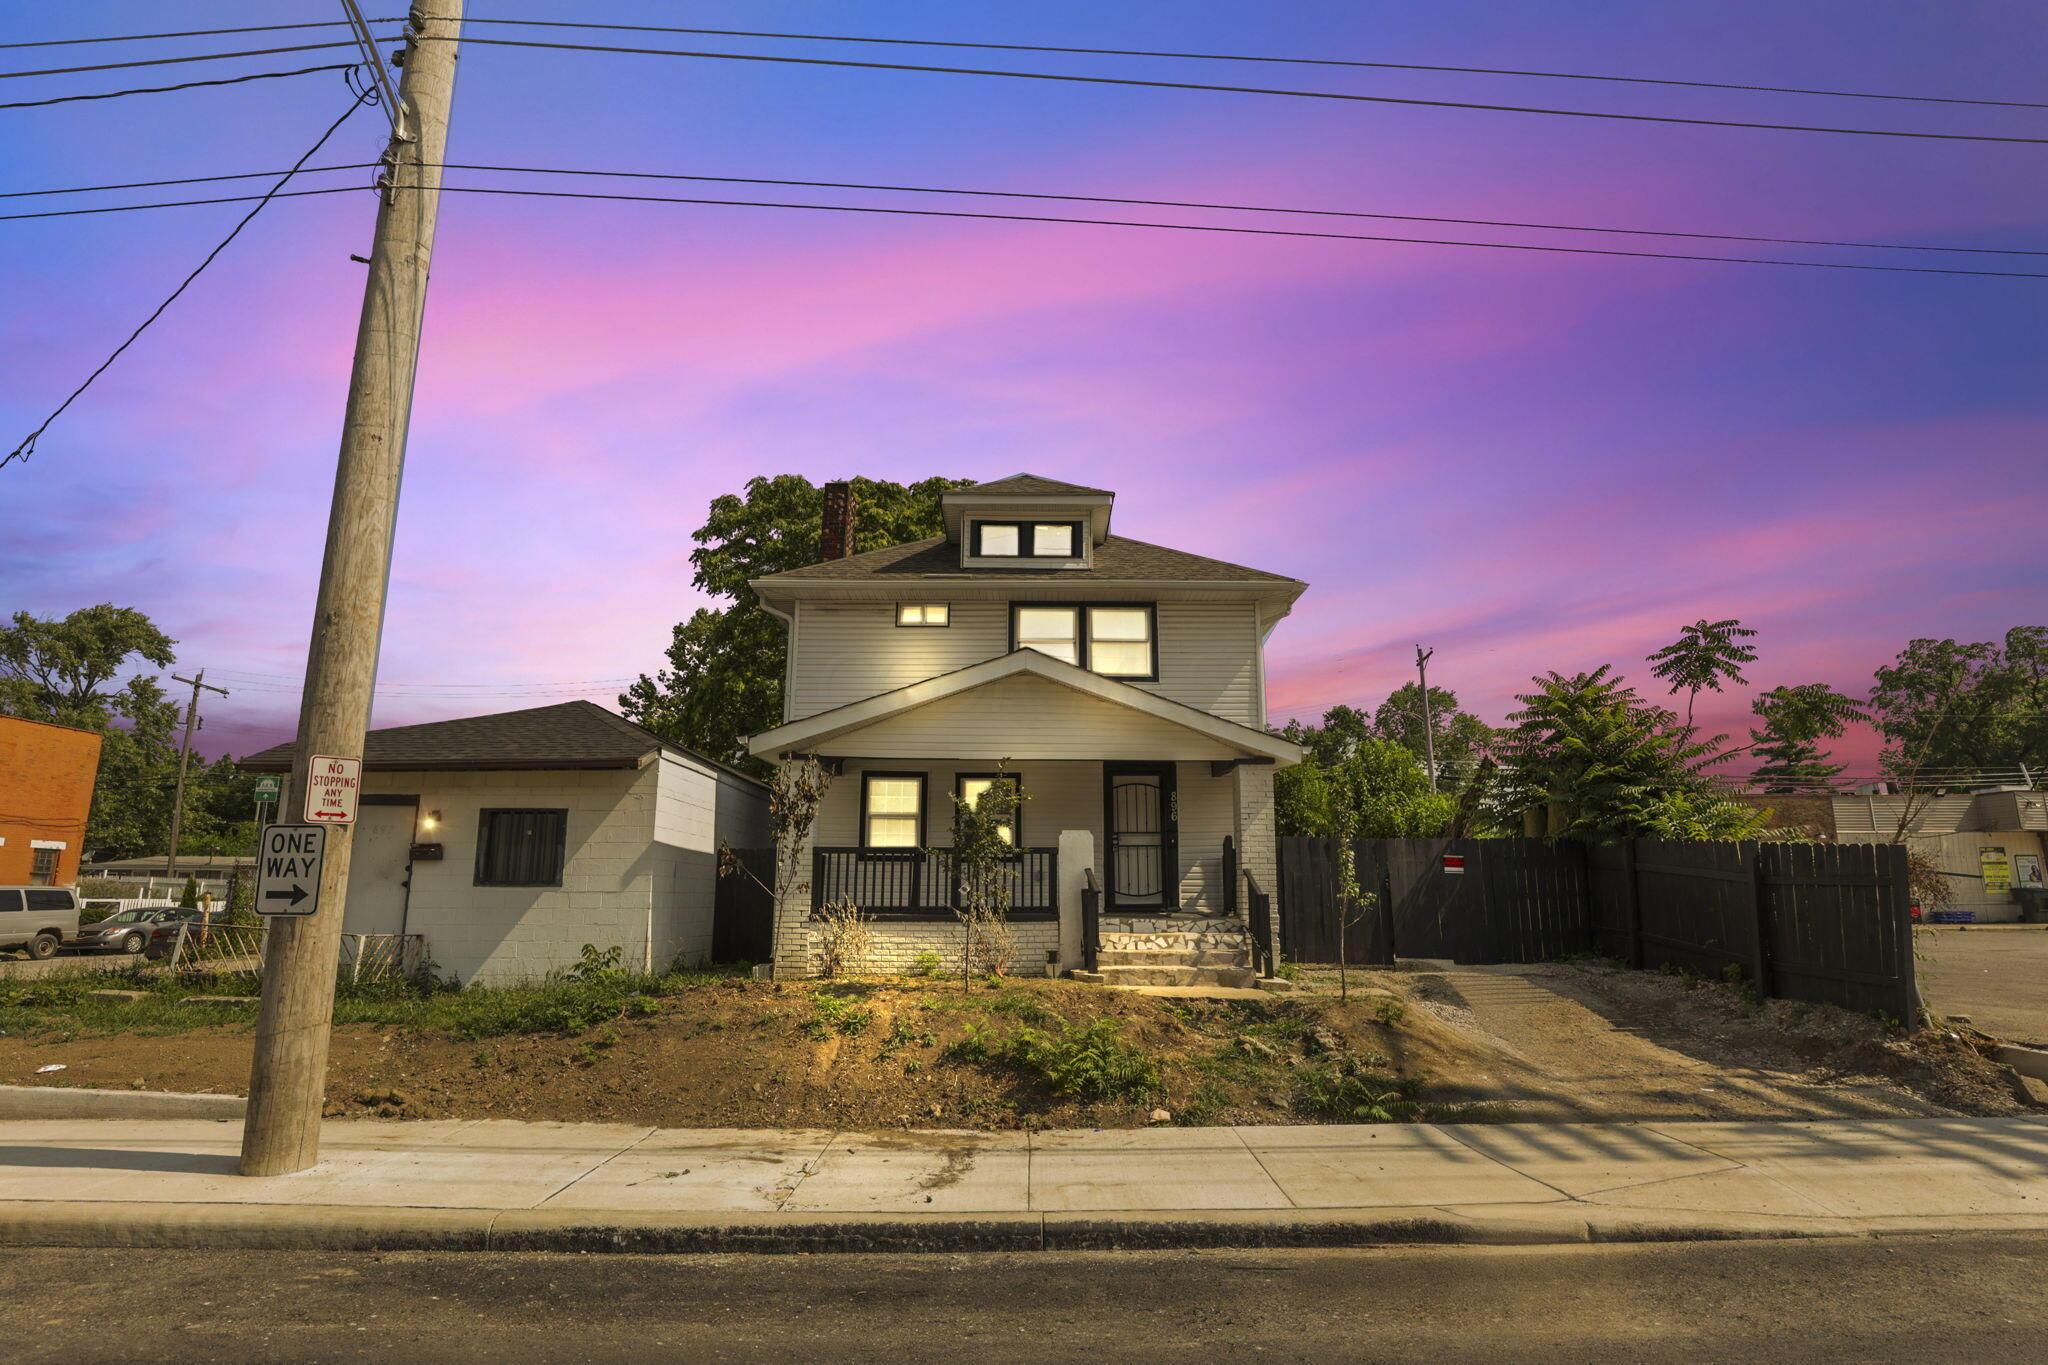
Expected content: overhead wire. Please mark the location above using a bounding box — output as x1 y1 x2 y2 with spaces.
0 63 351 110
2 82 374 469
5 159 2043 259
414 34 2048 147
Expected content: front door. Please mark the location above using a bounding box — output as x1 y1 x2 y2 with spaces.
1104 763 1178 911
342 799 416 937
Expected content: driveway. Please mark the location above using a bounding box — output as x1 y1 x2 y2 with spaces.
0 951 117 982
1917 926 2048 1045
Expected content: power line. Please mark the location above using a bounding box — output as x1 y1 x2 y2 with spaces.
441 16 2048 113
8 159 2042 259
6 178 2044 280
0 43 359 80
419 34 2048 146
17 15 2043 113
2 89 371 470
0 63 351 111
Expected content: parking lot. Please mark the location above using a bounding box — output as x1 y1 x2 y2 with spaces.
1917 926 2048 1045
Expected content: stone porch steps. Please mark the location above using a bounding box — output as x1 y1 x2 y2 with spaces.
1096 947 1249 967
1089 963 1259 988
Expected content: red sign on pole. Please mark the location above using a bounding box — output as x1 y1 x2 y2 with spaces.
1442 853 1467 875
304 754 361 825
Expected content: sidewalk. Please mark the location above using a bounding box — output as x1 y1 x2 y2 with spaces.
0 1114 2042 1254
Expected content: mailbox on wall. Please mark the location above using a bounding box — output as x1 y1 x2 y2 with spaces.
409 843 444 862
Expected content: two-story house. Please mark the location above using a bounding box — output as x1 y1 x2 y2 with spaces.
747 474 1305 985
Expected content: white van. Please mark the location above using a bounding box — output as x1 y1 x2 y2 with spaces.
0 887 82 959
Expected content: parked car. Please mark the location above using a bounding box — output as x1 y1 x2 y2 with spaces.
72 907 181 956
0 887 83 960
140 908 230 960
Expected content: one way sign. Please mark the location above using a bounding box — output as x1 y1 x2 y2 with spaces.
257 823 327 918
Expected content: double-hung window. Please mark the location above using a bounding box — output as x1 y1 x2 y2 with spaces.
955 774 1022 846
1012 604 1156 679
28 847 59 886
972 520 1083 559
897 603 949 627
861 774 926 848
474 809 568 887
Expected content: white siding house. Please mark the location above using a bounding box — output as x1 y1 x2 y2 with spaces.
244 702 770 985
748 474 1305 984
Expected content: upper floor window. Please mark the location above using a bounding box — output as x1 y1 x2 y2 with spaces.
1011 603 1157 679
29 847 60 886
897 603 949 627
971 520 1083 559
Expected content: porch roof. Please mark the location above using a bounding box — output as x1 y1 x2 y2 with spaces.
747 649 1302 765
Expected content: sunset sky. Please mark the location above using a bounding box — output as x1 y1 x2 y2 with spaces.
4 1 2044 774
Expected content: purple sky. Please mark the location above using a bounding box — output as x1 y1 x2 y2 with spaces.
4 2 2045 776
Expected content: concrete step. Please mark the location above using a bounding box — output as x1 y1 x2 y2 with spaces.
1100 931 1251 954
1092 963 1259 989
1095 947 1250 968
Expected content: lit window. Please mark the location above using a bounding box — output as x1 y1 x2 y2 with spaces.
957 774 1022 846
976 523 1020 556
1014 606 1080 664
862 774 925 848
1087 606 1154 678
897 603 950 626
1031 523 1076 557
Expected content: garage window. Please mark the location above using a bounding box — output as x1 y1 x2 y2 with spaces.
474 809 568 887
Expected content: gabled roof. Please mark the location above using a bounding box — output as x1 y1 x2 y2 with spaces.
951 473 1113 497
240 700 764 786
749 649 1301 764
755 533 1301 585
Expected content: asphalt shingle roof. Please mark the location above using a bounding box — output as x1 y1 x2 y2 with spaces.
952 473 1114 497
239 700 759 782
758 533 1300 584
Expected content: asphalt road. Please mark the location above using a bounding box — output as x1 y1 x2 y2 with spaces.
3 1234 2042 1363
1917 927 2048 1045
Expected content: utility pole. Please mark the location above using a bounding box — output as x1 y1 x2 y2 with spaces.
165 670 230 879
241 0 463 1178
1415 646 1438 792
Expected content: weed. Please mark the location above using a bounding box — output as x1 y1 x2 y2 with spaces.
803 991 872 1040
1371 996 1407 1027
909 950 944 978
944 1018 1162 1102
1721 962 1759 1007
1294 1057 1420 1123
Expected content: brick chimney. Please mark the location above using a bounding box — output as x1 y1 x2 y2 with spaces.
820 480 856 560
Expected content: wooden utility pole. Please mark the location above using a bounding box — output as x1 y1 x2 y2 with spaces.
240 0 463 1177
1415 646 1438 792
165 669 230 879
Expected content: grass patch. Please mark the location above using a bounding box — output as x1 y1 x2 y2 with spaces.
802 990 873 1040
944 1017 1162 1102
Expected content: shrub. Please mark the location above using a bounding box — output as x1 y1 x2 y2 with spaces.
803 990 872 1040
813 898 872 978
945 1017 1161 1102
909 949 944 978
1294 1057 1419 1122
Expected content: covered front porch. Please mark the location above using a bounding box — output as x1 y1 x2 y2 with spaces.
749 650 1294 979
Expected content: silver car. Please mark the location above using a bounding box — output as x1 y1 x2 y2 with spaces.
71 906 177 956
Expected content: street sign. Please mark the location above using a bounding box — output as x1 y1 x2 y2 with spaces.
1442 853 1467 876
304 754 361 824
253 775 281 802
257 823 327 917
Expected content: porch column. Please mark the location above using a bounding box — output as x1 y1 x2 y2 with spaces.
771 759 817 981
1232 763 1281 963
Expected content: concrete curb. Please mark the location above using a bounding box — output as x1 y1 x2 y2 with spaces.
1 1201 2042 1256
0 1086 244 1122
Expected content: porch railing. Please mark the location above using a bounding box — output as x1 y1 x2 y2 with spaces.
811 847 1059 919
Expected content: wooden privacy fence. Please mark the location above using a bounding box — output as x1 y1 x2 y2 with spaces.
1278 836 1916 1021
713 846 775 964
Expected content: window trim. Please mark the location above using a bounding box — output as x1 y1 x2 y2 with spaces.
954 772 1024 846
858 771 928 850
970 519 1086 559
895 603 951 627
1008 602 1159 682
473 807 569 888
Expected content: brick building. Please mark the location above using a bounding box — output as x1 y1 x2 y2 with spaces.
0 715 104 886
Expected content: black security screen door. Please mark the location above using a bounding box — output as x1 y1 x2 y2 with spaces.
1104 763 1177 910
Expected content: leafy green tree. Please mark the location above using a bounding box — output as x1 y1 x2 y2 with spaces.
1275 736 1453 839
1496 667 1758 839
1372 682 1493 788
1869 636 2020 778
1280 704 1372 766
0 605 187 860
1647 618 1758 740
1747 683 1865 793
621 475 966 772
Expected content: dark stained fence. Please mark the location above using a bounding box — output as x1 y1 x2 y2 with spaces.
1279 836 1916 1020
1276 837 1392 965
712 847 775 965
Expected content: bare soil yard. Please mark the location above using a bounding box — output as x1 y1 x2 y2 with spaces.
0 961 2028 1127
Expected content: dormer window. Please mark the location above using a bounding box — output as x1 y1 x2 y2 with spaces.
896 603 949 627
971 520 1084 559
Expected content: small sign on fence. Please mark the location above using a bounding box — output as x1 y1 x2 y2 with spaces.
257 823 327 917
1441 853 1467 876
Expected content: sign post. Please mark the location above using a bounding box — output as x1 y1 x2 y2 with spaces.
256 824 327 918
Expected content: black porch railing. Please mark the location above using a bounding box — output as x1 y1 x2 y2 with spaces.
812 847 1059 919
